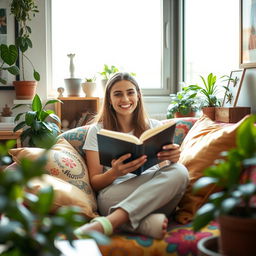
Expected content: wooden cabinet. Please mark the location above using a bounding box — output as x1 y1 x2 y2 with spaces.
0 130 22 147
55 97 100 130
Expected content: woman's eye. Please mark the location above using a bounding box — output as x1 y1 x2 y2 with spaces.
114 93 122 97
128 91 135 95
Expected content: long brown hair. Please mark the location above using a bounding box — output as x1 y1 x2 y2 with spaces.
94 72 149 137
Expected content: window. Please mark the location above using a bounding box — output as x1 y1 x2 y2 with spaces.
183 0 240 86
51 0 176 96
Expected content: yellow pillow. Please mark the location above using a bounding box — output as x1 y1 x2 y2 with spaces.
26 174 98 218
9 138 97 218
175 115 250 224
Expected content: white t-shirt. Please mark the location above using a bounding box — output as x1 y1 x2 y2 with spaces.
83 119 162 183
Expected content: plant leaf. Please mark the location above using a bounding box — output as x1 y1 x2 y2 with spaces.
32 94 42 112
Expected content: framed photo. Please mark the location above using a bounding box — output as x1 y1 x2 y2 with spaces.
0 2 18 90
222 69 244 107
240 0 256 68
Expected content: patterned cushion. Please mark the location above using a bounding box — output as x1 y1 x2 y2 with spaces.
9 138 98 218
172 117 198 145
99 220 219 256
58 126 90 158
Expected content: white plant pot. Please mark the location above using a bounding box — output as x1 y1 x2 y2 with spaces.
81 82 97 97
64 78 82 96
0 116 15 123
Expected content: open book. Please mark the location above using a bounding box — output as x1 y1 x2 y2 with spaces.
97 121 176 176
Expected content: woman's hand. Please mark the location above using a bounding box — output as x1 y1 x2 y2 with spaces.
157 144 181 163
111 154 147 177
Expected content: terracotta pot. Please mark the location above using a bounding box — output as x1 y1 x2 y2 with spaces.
202 107 215 120
219 215 256 256
13 81 37 100
174 111 196 118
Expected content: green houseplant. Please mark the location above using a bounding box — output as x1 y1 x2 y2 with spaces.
10 0 40 99
188 73 223 120
99 64 119 92
0 44 19 85
192 114 256 255
13 94 61 148
167 86 200 118
0 141 108 255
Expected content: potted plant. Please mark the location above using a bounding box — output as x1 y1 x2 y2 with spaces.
0 44 19 85
12 94 62 148
10 0 40 100
0 141 108 255
99 64 119 90
0 104 14 123
215 72 251 123
166 86 201 118
188 73 222 120
81 76 97 97
192 114 256 255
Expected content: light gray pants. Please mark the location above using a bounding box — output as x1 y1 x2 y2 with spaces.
97 163 189 231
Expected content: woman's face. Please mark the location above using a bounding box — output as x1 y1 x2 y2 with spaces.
109 80 139 118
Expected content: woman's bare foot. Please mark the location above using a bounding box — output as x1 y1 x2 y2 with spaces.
136 213 168 239
76 221 104 234
75 208 130 236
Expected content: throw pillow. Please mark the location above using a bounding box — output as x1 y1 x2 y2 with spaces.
162 117 198 145
175 114 250 224
26 174 98 218
9 138 97 217
58 126 90 158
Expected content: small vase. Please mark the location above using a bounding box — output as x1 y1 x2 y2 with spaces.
64 78 82 97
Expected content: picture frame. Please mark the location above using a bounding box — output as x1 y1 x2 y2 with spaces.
240 0 256 68
222 69 243 107
0 2 18 90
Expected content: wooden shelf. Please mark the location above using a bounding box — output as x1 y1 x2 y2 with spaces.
55 97 99 130
0 130 22 147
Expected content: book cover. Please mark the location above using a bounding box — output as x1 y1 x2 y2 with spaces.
97 121 176 175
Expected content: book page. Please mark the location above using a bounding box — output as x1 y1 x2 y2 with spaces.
139 121 175 142
98 129 142 145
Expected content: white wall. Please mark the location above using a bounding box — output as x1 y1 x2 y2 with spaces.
0 0 255 117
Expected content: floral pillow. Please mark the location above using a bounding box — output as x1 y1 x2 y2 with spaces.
163 117 198 145
9 138 97 217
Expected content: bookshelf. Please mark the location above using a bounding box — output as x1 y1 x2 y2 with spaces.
55 97 100 130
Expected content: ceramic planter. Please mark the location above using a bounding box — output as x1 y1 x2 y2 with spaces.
81 82 97 97
64 78 82 96
13 81 37 100
174 111 196 118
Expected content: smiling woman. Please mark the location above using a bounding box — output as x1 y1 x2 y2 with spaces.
50 0 174 95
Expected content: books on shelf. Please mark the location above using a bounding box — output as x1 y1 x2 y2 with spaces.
0 122 16 131
97 121 176 176
75 111 96 127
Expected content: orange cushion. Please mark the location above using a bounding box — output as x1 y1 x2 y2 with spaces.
26 174 98 218
175 114 250 224
9 138 98 218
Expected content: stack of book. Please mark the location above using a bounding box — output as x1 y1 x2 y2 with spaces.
0 122 16 131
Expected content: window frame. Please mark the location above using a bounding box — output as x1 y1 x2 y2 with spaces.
47 0 180 97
